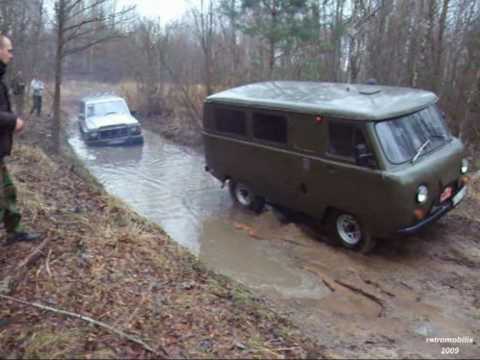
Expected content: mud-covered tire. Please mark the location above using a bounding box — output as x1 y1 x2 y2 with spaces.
328 210 376 253
229 180 265 213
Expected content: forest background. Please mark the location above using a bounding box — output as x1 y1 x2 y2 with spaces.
1 0 479 156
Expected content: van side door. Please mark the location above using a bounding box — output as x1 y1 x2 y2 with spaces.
322 119 385 225
289 113 329 216
248 110 297 205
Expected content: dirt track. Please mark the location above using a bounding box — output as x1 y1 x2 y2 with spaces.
235 181 480 358
15 82 477 358
64 82 479 358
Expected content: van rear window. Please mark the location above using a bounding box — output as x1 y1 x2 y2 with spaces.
253 113 287 144
215 109 247 135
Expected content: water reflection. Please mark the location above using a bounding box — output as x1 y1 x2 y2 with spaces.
68 123 329 300
68 128 228 254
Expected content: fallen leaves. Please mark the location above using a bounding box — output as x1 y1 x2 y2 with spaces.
233 222 262 240
0 145 318 359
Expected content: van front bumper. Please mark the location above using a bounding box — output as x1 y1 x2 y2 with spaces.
86 134 144 146
397 186 467 236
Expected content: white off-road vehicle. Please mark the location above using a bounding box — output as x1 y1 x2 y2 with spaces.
78 95 144 146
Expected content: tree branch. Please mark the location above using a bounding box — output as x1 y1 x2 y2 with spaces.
64 0 84 15
64 16 104 33
64 0 107 21
0 237 51 296
0 294 168 357
63 26 102 45
63 34 123 57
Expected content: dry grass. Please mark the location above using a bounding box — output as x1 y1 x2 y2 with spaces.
22 328 86 359
470 171 480 202
0 144 319 359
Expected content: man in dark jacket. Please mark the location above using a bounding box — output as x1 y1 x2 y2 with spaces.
0 34 40 245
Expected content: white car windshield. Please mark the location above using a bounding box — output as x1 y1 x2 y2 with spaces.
375 105 451 164
87 100 129 117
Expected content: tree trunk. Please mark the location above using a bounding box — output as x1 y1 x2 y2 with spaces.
230 0 239 73
268 0 277 77
460 68 480 143
406 1 420 87
205 52 212 96
30 0 44 82
53 0 65 153
433 0 450 93
349 36 360 83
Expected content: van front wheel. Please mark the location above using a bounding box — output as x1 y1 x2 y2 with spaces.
229 180 265 213
329 212 376 253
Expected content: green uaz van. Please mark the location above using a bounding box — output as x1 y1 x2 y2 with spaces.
202 81 469 252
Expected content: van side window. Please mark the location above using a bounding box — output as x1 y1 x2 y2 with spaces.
215 108 246 135
353 128 367 148
328 122 367 158
253 113 287 144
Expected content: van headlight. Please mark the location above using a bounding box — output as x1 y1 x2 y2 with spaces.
88 131 98 139
461 159 469 174
416 185 428 204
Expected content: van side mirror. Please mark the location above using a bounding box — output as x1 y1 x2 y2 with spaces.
354 144 374 167
79 114 85 121
131 110 138 117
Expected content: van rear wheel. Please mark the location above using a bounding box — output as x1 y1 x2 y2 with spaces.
328 211 376 253
229 180 265 213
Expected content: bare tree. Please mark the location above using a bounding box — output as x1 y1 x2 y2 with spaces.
192 0 216 96
52 0 134 152
0 0 47 80
6 0 471 150
433 0 450 93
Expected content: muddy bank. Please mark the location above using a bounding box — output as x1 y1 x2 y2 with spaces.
0 143 321 358
138 114 203 150
234 182 480 359
65 91 479 358
65 118 480 358
16 82 479 358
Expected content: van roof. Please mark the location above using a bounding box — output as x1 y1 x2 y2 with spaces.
206 81 438 121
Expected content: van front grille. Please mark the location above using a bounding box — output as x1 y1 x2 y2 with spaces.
100 127 128 139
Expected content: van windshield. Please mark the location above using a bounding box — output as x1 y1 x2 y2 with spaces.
375 105 451 164
87 100 129 118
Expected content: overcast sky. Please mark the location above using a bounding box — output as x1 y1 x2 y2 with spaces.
115 0 191 23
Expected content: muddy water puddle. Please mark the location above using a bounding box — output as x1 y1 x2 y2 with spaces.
68 128 330 301
68 126 480 358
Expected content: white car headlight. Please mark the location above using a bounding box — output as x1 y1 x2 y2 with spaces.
129 126 141 135
461 159 469 174
416 185 428 204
